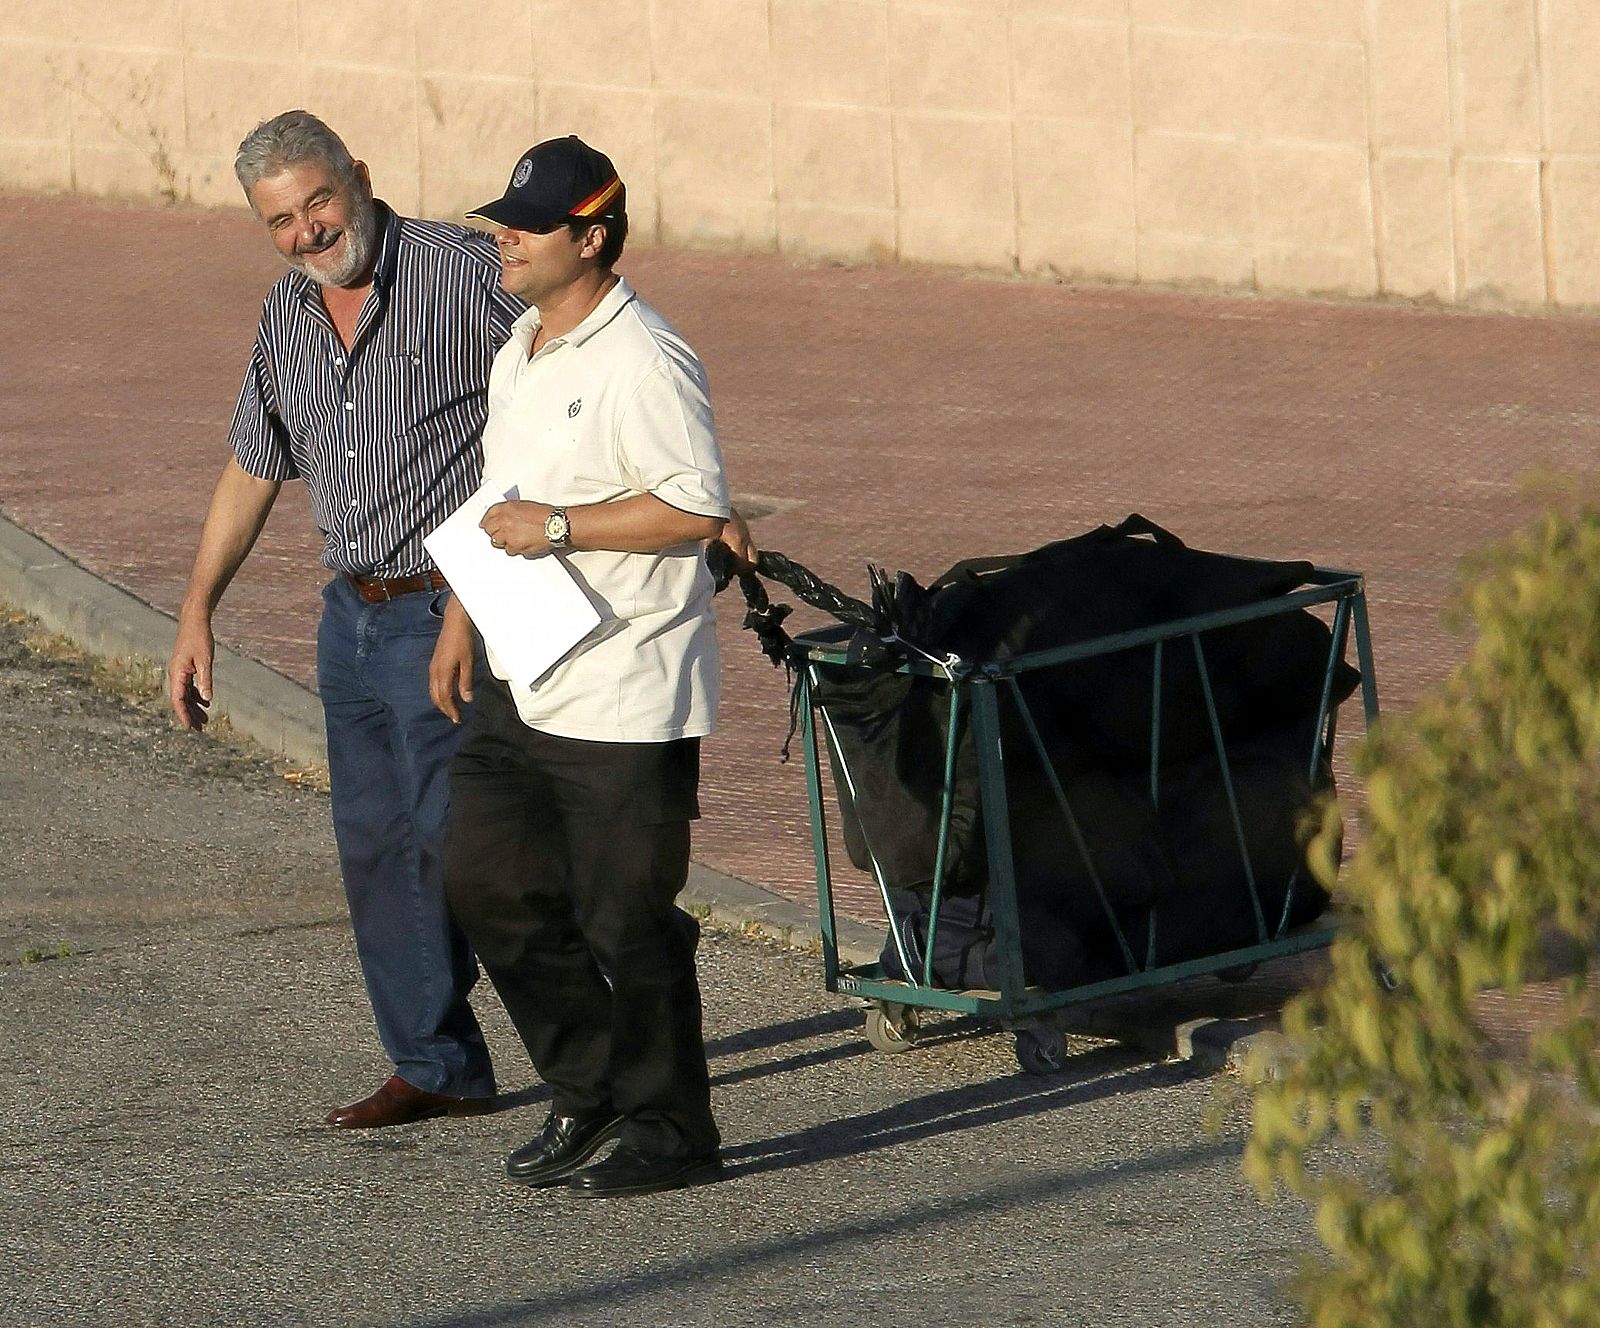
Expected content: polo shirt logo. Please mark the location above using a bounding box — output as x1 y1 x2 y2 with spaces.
568 398 582 418
512 158 533 189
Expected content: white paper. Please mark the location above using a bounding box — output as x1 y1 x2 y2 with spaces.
424 484 602 687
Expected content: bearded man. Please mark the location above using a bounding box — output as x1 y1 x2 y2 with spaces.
166 109 522 1127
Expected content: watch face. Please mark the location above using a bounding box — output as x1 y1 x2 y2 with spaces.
544 510 569 543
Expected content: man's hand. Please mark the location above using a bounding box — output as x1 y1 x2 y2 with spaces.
168 612 215 731
428 595 476 723
480 500 553 557
718 506 758 567
167 458 282 732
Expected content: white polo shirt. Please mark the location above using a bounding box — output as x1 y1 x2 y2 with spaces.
478 277 730 742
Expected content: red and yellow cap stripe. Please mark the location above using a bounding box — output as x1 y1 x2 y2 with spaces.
571 176 622 217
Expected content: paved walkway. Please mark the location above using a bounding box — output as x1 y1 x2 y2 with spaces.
0 612 1308 1328
4 191 1600 931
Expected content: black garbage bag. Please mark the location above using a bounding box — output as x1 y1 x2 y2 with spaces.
897 514 1356 772
810 668 988 896
808 517 1356 900
880 716 1337 989
1147 718 1336 966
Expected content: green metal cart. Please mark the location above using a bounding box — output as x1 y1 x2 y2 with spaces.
792 564 1380 1074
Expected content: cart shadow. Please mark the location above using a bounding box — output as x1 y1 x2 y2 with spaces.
706 1006 947 1089
706 1005 1059 1090
709 1037 870 1089
708 1002 1155 1092
404 1132 1236 1328
705 1007 861 1058
723 1044 1191 1179
489 1007 1157 1118
486 1009 867 1110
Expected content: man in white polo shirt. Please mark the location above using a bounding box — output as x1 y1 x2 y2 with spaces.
432 137 728 1197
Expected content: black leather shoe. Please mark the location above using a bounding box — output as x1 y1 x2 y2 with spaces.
567 1144 724 1198
505 1109 625 1187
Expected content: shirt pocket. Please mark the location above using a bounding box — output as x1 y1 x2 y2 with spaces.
374 347 425 388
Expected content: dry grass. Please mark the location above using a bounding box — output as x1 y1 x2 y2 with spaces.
2 606 331 795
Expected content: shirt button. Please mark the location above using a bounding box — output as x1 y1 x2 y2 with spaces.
346 449 356 458
344 401 355 411
347 540 357 549
349 498 358 508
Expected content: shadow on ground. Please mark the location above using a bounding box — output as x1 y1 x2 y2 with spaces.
407 1130 1233 1328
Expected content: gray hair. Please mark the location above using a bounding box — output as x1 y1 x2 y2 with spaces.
234 110 358 195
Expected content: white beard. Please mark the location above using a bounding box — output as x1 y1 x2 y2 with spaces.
293 200 378 288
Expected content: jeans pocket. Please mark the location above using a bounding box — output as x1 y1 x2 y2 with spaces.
427 589 451 619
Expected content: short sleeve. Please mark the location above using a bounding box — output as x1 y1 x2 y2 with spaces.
227 337 298 481
615 355 729 519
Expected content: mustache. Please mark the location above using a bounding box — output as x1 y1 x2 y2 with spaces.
296 229 343 256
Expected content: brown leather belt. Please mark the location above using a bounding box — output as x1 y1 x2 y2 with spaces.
345 570 449 603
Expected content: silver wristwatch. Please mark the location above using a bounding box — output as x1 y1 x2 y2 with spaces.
543 506 571 549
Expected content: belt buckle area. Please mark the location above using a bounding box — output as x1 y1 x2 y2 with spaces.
347 573 390 604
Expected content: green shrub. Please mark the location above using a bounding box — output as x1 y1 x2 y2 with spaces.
1246 497 1600 1327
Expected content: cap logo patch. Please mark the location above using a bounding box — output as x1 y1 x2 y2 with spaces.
568 398 582 418
511 157 533 189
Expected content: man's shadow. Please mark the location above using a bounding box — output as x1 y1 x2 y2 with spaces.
724 1043 1188 1179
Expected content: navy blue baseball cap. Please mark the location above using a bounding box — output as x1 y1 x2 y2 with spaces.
468 136 624 231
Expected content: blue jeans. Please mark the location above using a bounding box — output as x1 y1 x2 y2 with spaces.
316 576 494 1097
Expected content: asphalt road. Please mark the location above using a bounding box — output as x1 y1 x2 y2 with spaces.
0 610 1317 1327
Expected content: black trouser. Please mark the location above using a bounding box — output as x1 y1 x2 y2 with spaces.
444 676 718 1158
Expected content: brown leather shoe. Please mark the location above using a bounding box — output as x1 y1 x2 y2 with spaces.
324 1075 496 1129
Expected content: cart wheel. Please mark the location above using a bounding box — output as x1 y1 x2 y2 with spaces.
865 1003 919 1054
1215 962 1258 984
1014 1027 1067 1076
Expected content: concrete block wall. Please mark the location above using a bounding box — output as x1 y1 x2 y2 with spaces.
3 0 1598 309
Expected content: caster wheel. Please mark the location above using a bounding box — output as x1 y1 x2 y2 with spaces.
1014 1027 1067 1075
1215 962 1258 984
865 1003 919 1054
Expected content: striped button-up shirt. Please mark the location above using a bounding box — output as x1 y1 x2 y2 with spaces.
228 202 524 577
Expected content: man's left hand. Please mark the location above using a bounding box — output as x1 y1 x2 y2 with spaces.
718 507 758 566
427 595 476 724
480 500 552 556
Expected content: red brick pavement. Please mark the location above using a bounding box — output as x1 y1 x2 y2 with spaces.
5 192 1600 944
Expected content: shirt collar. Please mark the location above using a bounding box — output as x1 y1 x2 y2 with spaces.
369 201 402 291
508 276 636 357
566 275 634 346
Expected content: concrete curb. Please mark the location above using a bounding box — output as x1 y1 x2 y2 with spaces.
0 512 885 970
685 863 884 969
0 515 326 766
1063 1008 1295 1078
1177 1018 1296 1081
